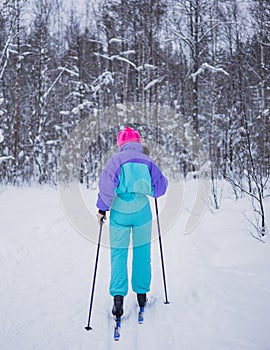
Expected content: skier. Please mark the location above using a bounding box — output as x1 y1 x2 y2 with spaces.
96 126 168 319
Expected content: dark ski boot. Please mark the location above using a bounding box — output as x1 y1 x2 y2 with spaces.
137 293 147 308
112 295 124 318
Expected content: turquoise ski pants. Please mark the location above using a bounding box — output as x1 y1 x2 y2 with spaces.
109 201 152 297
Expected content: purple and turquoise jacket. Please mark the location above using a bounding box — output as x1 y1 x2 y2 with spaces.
96 142 168 211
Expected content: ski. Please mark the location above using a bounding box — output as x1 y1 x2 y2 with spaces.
113 316 121 341
113 304 145 340
138 306 144 324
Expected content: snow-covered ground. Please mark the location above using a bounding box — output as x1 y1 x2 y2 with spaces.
1 181 270 350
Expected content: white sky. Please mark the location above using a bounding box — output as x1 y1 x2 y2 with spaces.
18 0 102 28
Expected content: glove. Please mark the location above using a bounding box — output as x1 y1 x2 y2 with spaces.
97 210 106 224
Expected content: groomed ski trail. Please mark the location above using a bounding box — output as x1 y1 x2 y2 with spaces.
106 295 160 349
1 185 270 349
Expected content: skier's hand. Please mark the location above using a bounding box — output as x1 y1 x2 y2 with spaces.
97 210 106 225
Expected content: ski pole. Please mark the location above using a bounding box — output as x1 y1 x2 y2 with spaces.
155 198 170 304
85 218 104 331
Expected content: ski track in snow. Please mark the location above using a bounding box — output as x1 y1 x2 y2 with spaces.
0 184 270 349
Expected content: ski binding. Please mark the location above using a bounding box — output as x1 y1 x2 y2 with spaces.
138 306 144 324
114 317 121 341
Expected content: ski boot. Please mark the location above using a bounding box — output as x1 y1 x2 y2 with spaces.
137 293 147 308
112 295 124 318
137 293 147 324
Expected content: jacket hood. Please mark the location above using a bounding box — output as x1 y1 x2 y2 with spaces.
119 142 144 153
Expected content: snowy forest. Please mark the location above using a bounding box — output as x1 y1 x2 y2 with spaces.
0 0 269 232
1 2 270 348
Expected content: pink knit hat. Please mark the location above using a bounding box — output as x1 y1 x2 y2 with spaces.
117 126 141 147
